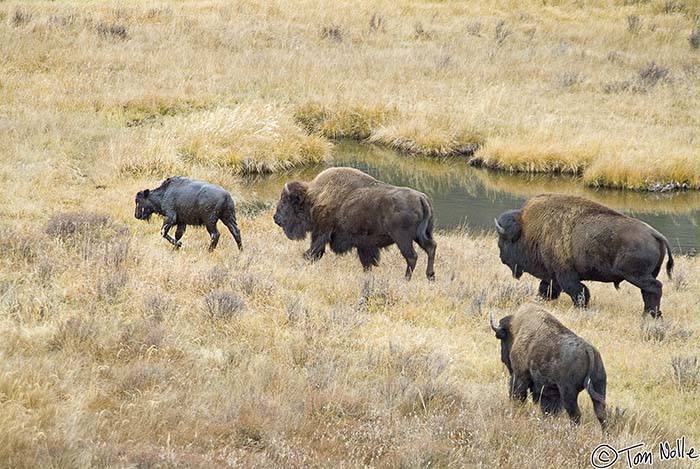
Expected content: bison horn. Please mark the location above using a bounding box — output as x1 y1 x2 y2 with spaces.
494 218 506 235
489 312 500 333
283 183 290 196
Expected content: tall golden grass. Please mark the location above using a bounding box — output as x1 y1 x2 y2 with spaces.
1 214 699 467
117 104 331 176
2 0 700 467
2 0 699 188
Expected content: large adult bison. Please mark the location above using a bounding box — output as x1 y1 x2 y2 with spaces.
495 193 673 317
134 177 242 251
273 167 436 280
490 304 607 428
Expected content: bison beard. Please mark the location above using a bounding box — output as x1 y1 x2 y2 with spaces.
490 304 607 429
495 193 674 318
273 167 437 280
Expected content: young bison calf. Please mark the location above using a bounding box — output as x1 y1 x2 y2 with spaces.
134 177 242 251
490 304 607 428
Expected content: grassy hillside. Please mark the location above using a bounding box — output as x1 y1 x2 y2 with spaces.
2 0 700 190
1 0 700 467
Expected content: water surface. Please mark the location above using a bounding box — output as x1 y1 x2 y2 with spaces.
243 141 700 254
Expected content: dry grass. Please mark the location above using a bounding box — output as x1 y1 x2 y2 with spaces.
368 117 484 157
294 101 397 140
1 213 699 467
116 104 331 176
1 0 698 188
2 0 700 466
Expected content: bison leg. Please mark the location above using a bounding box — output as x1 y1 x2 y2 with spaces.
205 222 220 251
627 276 663 318
558 273 590 307
538 279 561 301
161 219 180 248
396 237 418 281
357 247 380 271
173 224 186 249
560 387 582 424
304 231 328 261
222 202 243 251
538 386 562 415
416 236 436 281
223 218 243 251
509 374 531 402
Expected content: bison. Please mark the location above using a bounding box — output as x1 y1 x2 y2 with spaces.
273 167 436 280
134 176 242 251
490 304 607 428
495 193 673 317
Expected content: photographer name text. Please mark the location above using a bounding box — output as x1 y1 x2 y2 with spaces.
590 436 698 468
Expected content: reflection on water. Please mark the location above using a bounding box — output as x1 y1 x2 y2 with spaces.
242 141 700 255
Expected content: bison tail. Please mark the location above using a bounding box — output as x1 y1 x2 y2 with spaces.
665 241 674 280
666 253 674 280
586 378 605 403
654 231 674 280
416 196 434 244
584 348 605 404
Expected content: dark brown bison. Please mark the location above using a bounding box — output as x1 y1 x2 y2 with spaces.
135 177 242 251
495 193 673 317
273 167 436 280
490 304 607 428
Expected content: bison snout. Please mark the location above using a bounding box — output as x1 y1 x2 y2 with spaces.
273 213 282 227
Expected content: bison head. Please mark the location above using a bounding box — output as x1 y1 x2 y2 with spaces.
490 312 514 373
274 181 312 240
134 189 155 221
495 209 524 279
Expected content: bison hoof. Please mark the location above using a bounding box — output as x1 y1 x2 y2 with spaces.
304 251 320 262
427 273 435 282
174 241 182 249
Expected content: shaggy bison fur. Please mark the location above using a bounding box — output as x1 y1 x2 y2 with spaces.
495 193 673 317
273 167 437 280
135 177 242 251
491 304 607 428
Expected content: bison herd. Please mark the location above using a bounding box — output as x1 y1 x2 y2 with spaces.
135 167 677 429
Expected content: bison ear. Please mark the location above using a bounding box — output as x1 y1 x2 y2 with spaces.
496 210 521 243
143 189 150 198
496 315 512 339
284 181 308 203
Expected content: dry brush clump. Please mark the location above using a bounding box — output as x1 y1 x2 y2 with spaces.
96 22 128 40
45 211 114 241
294 101 397 140
0 228 40 263
671 355 700 391
690 29 700 49
44 211 132 267
368 118 485 158
471 132 599 175
203 291 246 320
116 104 331 176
